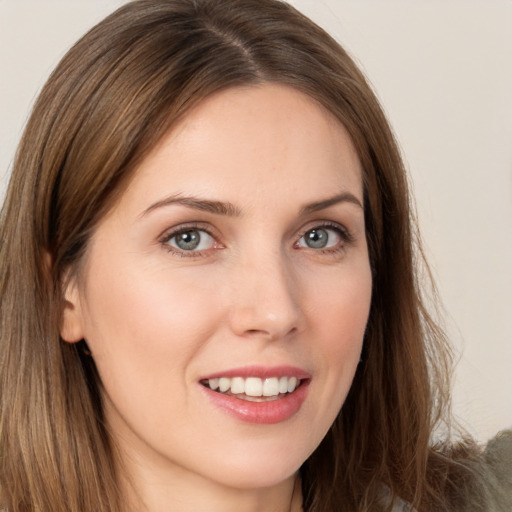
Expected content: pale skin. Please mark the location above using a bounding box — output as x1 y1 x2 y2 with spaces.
61 84 373 512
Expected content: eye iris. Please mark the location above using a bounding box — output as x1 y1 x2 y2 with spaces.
175 230 200 250
305 228 328 248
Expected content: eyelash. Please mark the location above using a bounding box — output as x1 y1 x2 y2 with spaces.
159 222 218 258
159 221 354 258
295 222 354 255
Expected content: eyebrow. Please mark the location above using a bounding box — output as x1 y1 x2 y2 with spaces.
299 191 363 214
140 190 363 219
140 194 242 218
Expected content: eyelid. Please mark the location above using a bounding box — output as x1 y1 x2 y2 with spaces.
294 220 355 254
158 222 224 256
157 219 355 258
296 220 354 242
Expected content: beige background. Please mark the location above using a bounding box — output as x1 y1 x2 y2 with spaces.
1 0 511 442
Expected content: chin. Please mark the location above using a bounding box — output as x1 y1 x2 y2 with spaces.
207 464 299 491
196 438 310 490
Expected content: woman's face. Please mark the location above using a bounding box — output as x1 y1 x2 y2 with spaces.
62 84 372 493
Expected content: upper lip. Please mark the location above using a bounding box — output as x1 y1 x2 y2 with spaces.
199 365 311 381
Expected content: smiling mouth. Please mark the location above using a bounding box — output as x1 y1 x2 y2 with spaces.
200 376 303 402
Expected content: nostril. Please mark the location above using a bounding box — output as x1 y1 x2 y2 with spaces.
244 328 271 338
242 325 298 341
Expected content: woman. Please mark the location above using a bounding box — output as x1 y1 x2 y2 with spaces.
0 1 509 511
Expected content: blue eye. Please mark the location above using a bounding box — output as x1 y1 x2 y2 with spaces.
167 229 215 252
298 227 342 249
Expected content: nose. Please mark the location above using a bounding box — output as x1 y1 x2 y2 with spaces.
228 251 303 341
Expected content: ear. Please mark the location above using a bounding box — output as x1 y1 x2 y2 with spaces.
60 275 85 344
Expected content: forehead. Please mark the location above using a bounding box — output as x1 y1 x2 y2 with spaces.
117 83 363 214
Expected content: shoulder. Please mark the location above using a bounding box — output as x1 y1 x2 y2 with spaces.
481 429 512 511
455 429 512 512
387 431 512 512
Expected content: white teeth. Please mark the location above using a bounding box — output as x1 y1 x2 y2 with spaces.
219 377 230 393
231 377 245 394
245 377 263 397
204 376 301 397
263 377 279 397
287 376 298 393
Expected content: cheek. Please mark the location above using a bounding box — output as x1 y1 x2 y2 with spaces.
79 257 223 391
309 260 371 346
306 262 371 392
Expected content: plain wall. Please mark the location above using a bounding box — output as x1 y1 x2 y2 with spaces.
1 0 511 442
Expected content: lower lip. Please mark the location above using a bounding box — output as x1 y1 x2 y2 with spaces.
200 381 310 424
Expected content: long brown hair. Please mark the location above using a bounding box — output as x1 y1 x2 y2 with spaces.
0 1 485 510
